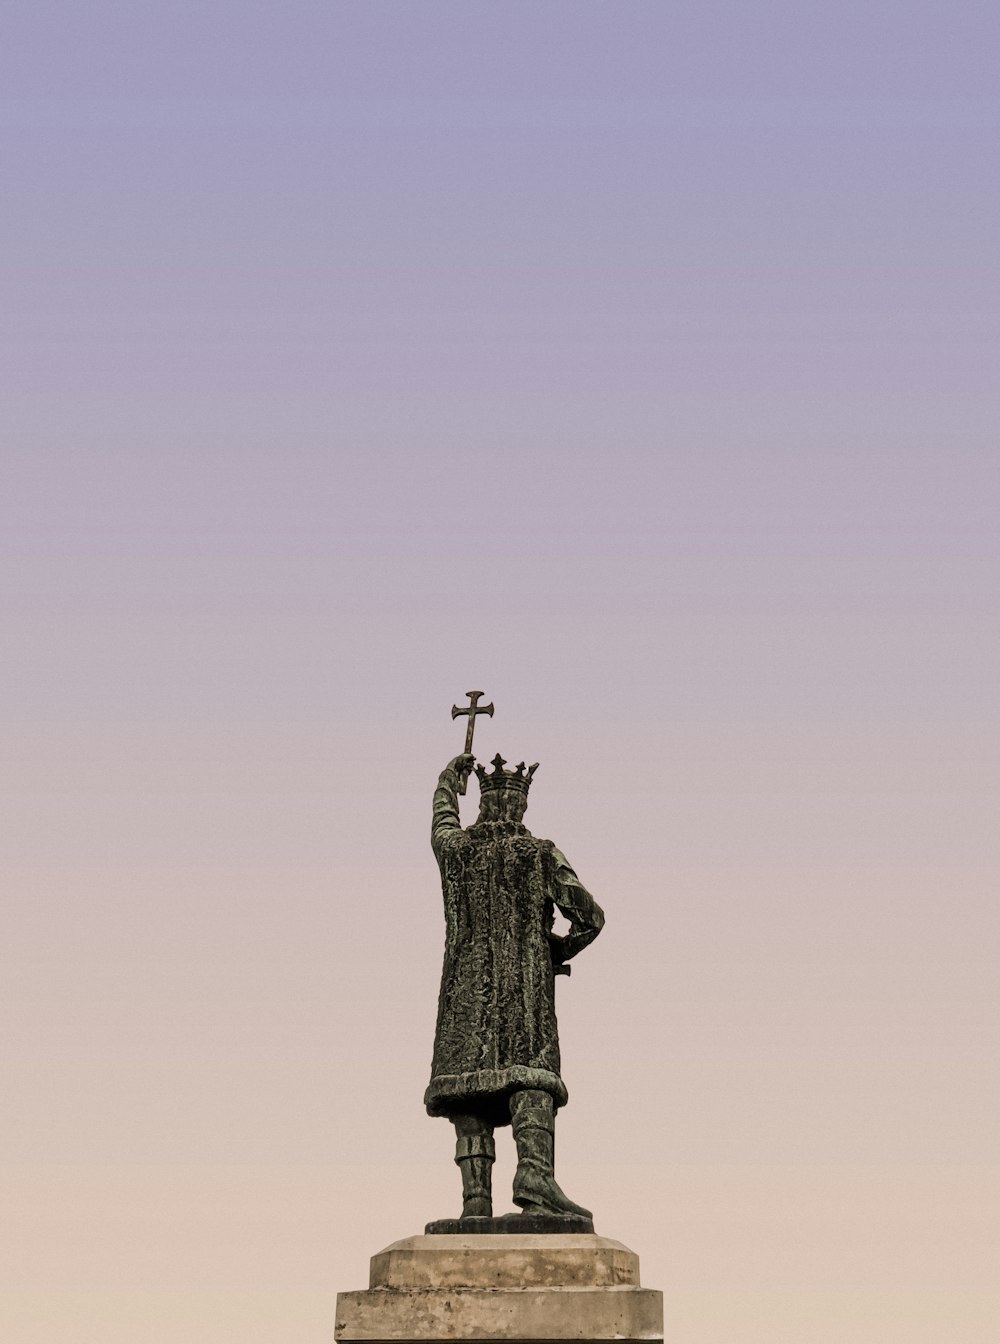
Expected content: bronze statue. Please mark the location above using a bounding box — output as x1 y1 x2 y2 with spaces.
425 695 604 1229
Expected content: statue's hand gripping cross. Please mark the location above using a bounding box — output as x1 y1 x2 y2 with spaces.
451 691 494 795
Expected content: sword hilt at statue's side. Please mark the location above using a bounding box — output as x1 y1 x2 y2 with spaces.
451 691 494 795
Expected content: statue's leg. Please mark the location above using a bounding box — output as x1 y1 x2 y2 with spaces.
510 1089 592 1220
452 1113 495 1219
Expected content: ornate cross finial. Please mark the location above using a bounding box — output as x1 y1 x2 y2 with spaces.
450 691 494 794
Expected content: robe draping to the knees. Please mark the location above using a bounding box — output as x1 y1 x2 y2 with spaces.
425 764 604 1128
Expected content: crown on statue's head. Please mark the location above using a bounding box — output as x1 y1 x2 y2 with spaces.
475 754 539 795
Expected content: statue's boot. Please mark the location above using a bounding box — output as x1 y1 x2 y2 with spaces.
453 1119 495 1219
510 1089 592 1219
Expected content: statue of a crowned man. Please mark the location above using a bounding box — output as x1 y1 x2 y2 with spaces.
426 751 605 1222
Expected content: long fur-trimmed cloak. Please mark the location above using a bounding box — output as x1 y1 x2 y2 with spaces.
425 765 603 1127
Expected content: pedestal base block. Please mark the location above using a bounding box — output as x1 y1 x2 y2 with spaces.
335 1234 663 1342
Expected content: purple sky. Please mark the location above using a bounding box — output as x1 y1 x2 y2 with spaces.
3 6 1000 1343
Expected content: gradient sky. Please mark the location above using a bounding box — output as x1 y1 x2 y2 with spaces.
3 5 999 1343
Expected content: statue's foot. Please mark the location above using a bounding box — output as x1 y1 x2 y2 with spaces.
461 1196 492 1219
513 1172 592 1220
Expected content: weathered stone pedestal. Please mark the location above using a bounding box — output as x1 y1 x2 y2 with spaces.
335 1234 663 1342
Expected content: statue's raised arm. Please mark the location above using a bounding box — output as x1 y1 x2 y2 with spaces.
431 754 475 860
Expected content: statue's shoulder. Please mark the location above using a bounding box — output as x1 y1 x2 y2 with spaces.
521 833 558 865
438 825 471 846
